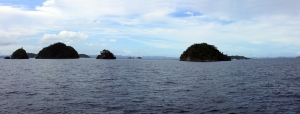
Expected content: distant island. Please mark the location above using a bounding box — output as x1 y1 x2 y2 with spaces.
180 43 231 62
297 56 300 58
96 49 116 59
230 55 251 60
27 53 37 58
11 48 29 59
79 54 90 58
35 42 79 59
4 56 10 59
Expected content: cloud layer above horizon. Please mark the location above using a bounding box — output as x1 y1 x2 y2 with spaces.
0 0 300 57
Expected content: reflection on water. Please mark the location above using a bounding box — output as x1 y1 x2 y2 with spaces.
0 59 300 113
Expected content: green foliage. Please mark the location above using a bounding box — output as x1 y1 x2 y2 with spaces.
11 48 29 59
180 43 231 62
97 49 116 59
35 42 79 59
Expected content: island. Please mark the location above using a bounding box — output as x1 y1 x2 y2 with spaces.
230 55 251 60
128 57 134 59
11 48 29 59
35 42 79 59
297 56 300 58
27 53 37 58
180 43 231 62
79 54 90 58
4 57 10 59
137 57 142 59
96 49 116 59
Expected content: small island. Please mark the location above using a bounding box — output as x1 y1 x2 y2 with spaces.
137 57 142 59
180 43 231 62
79 54 90 58
230 55 251 60
11 48 29 59
4 56 10 59
96 49 116 59
35 42 79 59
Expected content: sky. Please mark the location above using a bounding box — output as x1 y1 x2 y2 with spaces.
0 0 300 57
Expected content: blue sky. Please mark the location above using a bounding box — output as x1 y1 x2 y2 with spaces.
0 0 300 57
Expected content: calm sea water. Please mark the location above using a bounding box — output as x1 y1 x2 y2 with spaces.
0 58 299 113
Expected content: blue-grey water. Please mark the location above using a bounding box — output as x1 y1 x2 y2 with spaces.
0 59 300 113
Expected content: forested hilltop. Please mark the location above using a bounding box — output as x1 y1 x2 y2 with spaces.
35 42 79 59
96 49 116 59
180 43 231 62
11 48 29 59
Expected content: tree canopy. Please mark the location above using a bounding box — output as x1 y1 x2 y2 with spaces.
180 43 231 62
35 42 79 59
96 49 116 59
11 48 29 59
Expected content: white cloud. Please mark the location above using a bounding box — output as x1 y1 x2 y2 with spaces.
109 39 116 42
1 0 300 57
124 49 132 55
0 45 43 55
0 37 17 46
101 44 108 46
85 43 98 46
39 31 88 44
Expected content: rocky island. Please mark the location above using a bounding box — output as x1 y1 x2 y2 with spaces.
11 48 29 59
180 43 231 62
96 49 116 59
35 42 79 59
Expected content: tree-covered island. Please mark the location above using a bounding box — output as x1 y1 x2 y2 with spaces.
230 55 251 60
96 49 116 59
180 43 231 62
79 54 90 58
11 48 29 59
35 42 79 59
4 57 10 59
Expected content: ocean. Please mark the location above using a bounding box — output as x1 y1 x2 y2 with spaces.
0 58 299 113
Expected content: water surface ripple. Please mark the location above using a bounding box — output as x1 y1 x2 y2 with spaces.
0 59 300 113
